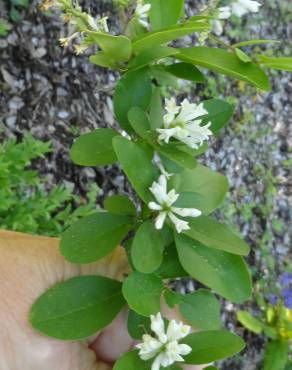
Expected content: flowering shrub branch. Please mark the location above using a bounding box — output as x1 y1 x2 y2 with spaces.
30 0 292 369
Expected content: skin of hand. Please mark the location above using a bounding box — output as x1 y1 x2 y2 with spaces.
0 230 206 370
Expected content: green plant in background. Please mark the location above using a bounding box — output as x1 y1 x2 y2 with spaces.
0 18 12 36
8 0 30 22
27 0 292 369
238 272 292 370
0 133 99 236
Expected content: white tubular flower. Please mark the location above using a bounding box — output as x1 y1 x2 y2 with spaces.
218 6 232 19
148 175 202 233
135 0 151 28
136 313 192 370
231 0 261 17
157 98 212 150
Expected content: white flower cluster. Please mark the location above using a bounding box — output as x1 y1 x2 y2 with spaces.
157 98 212 150
148 175 201 233
136 313 192 370
135 0 151 28
213 0 261 35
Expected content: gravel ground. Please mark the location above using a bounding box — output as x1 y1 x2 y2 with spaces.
0 0 291 368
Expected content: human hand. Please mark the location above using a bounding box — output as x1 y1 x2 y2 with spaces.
0 230 205 370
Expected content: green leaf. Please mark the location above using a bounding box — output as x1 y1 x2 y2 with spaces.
169 165 229 214
131 220 164 273
177 47 271 91
235 48 252 63
164 62 205 82
128 107 151 139
264 340 289 370
103 195 136 216
148 0 184 30
237 311 264 334
70 129 118 166
154 143 197 170
60 212 132 263
150 87 164 130
87 31 132 62
257 55 292 72
113 137 159 203
132 21 210 53
30 275 125 340
150 65 178 87
201 99 234 134
164 289 183 308
175 235 251 303
179 289 221 330
114 68 152 132
89 52 117 69
156 243 187 278
233 39 280 48
113 350 151 370
204 367 219 370
184 330 245 364
122 271 163 316
127 310 151 340
184 215 250 256
128 46 178 71
173 191 210 215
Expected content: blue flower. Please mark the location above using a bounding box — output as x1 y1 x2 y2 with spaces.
269 294 278 306
281 288 292 309
280 272 292 287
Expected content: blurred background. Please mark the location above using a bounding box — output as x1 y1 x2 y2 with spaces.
0 0 291 368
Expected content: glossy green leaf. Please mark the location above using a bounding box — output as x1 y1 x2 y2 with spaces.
177 47 271 90
113 350 150 370
89 52 117 69
103 195 136 216
113 137 158 203
131 220 164 273
150 87 164 129
127 310 151 340
233 39 280 48
70 129 118 166
184 215 250 256
201 99 234 133
257 55 292 72
30 275 125 340
179 289 221 330
164 289 183 308
184 331 245 364
237 310 264 334
114 68 152 132
88 31 132 62
148 0 184 30
122 271 163 316
173 191 210 215
160 153 184 174
132 21 210 53
128 46 178 70
204 367 219 370
154 143 197 170
128 107 151 139
165 62 205 82
264 340 289 370
235 48 252 63
150 65 178 87
156 243 187 279
60 212 131 263
175 235 252 303
169 165 229 214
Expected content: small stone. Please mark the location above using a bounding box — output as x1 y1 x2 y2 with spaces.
5 116 17 128
8 97 24 110
58 110 69 119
